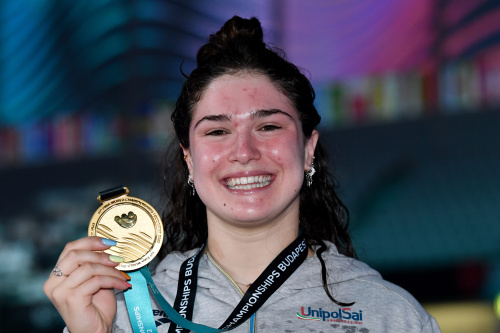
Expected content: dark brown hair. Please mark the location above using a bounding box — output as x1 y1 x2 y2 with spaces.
161 16 356 306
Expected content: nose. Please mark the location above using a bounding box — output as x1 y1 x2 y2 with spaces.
228 132 261 164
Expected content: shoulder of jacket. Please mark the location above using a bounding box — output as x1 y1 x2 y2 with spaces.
355 274 432 325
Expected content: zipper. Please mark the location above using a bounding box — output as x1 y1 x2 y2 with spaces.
207 251 256 333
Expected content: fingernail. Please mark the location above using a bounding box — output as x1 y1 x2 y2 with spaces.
124 281 132 288
109 255 125 263
121 271 131 280
102 238 117 246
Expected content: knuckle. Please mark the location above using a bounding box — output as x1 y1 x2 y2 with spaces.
65 248 81 262
42 280 52 298
80 261 94 271
63 240 77 253
94 275 105 284
50 286 65 303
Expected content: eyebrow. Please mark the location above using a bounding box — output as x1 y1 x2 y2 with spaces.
194 109 293 129
194 114 231 129
250 109 294 120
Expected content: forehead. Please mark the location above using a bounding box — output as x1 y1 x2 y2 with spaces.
192 73 297 121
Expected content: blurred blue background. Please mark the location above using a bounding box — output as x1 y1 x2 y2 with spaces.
0 1 499 332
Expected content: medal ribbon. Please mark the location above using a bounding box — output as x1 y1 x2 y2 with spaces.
125 233 307 333
124 267 158 333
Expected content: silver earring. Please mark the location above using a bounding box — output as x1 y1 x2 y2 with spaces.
306 158 315 187
187 175 196 196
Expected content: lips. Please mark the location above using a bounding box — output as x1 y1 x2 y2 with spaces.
226 175 272 190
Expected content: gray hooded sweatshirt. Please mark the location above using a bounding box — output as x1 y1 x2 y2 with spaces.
77 242 441 332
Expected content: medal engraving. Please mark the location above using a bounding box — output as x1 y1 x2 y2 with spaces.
88 188 163 271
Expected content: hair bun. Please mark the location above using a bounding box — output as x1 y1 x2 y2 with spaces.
197 16 264 66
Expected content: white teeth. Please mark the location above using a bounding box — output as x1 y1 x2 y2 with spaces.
226 175 271 190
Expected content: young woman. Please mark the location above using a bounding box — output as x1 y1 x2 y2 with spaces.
44 16 441 333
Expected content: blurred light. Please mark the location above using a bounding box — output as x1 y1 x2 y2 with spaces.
495 293 500 319
425 301 497 333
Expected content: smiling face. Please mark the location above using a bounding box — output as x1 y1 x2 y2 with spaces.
182 73 318 230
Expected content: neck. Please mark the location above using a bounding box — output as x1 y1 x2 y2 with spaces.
206 218 299 290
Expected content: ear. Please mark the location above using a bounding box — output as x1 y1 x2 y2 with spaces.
304 130 319 171
180 144 194 178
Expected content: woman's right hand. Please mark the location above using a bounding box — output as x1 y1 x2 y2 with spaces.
43 236 132 333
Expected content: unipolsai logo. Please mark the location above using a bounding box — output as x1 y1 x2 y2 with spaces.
297 306 364 324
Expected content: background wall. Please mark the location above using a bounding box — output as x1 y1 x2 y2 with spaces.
1 1 499 332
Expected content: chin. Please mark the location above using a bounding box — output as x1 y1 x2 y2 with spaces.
217 210 272 225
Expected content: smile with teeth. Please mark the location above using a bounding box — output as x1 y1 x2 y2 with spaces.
226 175 271 190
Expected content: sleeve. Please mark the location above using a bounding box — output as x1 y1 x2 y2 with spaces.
421 316 442 333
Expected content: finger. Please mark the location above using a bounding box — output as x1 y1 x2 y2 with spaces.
58 236 118 263
44 253 123 301
44 237 123 297
51 274 130 325
63 262 131 290
50 268 131 307
56 275 131 311
52 250 123 280
55 236 124 274
74 275 132 297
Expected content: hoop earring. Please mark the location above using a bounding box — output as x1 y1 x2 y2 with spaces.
187 175 196 196
305 157 315 187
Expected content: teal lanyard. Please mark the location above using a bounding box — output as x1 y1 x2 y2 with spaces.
124 267 158 333
125 267 229 333
124 234 308 333
125 268 256 333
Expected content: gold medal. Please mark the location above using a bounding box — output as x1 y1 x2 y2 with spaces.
88 186 163 271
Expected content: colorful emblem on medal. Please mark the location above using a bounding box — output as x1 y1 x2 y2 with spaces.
88 186 163 271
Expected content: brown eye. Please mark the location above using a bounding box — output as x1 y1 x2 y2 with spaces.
207 129 227 136
260 125 280 131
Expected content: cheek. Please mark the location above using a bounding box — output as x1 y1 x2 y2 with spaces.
192 144 225 173
266 137 304 164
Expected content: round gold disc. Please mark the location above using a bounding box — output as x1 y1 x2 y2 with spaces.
88 193 163 271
